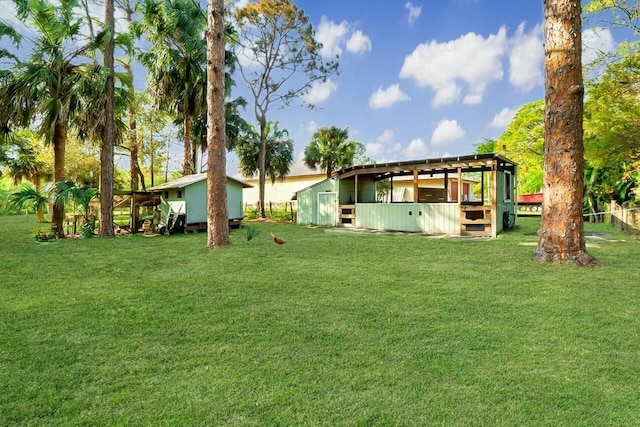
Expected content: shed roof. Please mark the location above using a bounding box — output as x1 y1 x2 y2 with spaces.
337 153 516 181
149 173 252 191
292 177 335 200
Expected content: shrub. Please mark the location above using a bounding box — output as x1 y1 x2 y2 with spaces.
34 230 57 242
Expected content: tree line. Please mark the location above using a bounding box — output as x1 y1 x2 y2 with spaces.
1 0 635 263
0 0 362 245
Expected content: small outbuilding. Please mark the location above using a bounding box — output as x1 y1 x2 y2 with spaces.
149 174 252 231
296 153 517 238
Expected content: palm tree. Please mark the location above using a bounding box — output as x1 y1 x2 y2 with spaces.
237 121 293 184
8 183 49 221
54 181 99 235
135 0 207 176
0 0 106 237
193 22 249 170
3 133 49 221
304 126 359 178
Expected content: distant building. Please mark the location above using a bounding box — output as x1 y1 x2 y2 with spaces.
236 162 325 206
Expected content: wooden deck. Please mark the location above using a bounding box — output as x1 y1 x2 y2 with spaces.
184 218 243 233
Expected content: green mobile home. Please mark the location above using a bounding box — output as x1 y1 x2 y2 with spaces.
296 153 517 238
149 174 251 230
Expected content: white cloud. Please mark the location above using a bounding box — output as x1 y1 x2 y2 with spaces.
366 142 386 157
316 16 372 59
431 82 462 106
489 107 518 129
369 84 411 109
509 22 544 92
232 0 250 10
377 129 396 144
431 119 466 146
404 138 429 158
583 27 616 67
405 2 423 24
306 120 318 133
316 16 349 58
365 129 396 158
303 79 338 104
400 27 507 106
346 30 372 54
235 43 262 69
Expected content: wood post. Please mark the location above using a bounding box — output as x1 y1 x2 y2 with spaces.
457 167 463 204
491 161 498 238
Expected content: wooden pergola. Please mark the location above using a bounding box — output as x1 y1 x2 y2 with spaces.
334 153 518 237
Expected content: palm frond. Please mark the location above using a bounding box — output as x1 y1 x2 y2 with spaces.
8 182 49 212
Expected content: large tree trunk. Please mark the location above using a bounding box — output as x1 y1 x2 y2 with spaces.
533 0 597 266
99 0 116 237
206 0 229 248
258 115 266 218
51 123 66 237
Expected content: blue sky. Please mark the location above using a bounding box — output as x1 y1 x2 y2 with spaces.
0 0 620 176
225 0 618 176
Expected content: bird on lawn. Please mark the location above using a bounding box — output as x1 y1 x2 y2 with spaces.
271 232 286 245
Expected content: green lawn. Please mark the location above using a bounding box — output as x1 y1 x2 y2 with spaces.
1 215 639 426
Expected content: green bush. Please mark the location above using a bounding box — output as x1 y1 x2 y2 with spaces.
34 230 57 242
80 221 95 238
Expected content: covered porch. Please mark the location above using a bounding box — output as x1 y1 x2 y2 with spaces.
333 153 517 238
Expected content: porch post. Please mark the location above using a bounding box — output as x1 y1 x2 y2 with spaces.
480 170 485 204
413 170 419 203
355 174 358 203
513 164 518 226
444 172 449 201
457 167 463 203
491 161 498 238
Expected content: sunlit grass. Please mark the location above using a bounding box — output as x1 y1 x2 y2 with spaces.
1 215 639 425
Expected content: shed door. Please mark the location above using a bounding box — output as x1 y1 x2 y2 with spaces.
317 192 337 226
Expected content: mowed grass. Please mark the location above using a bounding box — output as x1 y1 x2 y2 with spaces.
1 215 639 426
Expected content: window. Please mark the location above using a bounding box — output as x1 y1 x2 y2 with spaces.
164 191 169 199
177 190 183 199
504 171 512 202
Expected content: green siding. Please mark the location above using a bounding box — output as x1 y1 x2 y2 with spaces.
295 161 516 236
496 171 516 233
318 192 338 225
296 178 337 225
355 203 460 234
186 179 207 224
338 179 355 204
160 178 245 225
357 177 376 203
226 180 244 219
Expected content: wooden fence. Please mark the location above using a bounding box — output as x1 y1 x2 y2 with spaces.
610 200 640 233
244 201 297 222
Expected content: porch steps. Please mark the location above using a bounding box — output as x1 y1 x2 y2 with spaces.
460 204 492 237
339 204 355 227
